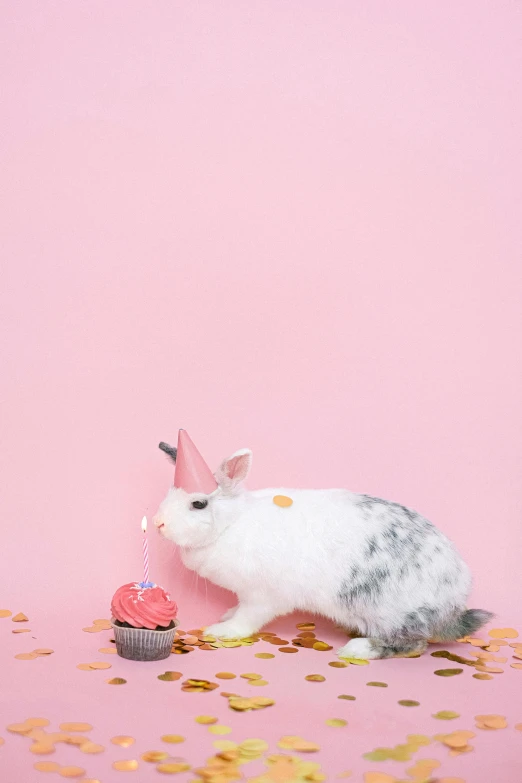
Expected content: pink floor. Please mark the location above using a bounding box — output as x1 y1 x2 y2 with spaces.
2 605 521 782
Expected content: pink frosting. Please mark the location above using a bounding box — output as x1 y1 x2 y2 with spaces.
111 582 178 630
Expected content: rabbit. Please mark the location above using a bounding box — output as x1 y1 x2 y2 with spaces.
153 440 493 660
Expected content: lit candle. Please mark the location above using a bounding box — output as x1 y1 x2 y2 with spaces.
141 516 150 587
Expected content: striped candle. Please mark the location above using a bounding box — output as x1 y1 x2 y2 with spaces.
141 516 150 585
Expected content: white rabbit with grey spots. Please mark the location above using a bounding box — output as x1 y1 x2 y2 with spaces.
154 444 492 659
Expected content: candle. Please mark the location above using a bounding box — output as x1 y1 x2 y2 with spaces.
141 516 150 587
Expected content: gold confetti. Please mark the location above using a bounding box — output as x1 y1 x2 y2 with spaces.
88 662 111 670
240 673 262 680
363 775 396 783
511 663 522 670
99 647 117 654
142 751 169 762
432 711 460 720
338 695 356 700
59 723 93 733
340 657 369 665
12 613 29 622
181 678 218 692
329 661 348 668
107 677 127 684
195 716 218 725
296 622 316 630
473 673 493 680
112 760 139 771
80 742 105 754
157 671 182 681
161 735 185 744
12 628 31 633
326 719 347 727
366 682 388 688
278 735 320 752
313 641 333 651
77 664 93 671
58 767 86 778
111 736 135 747
26 718 50 727
475 713 508 729
515 724 522 731
489 628 518 639
7 722 32 734
398 700 420 707
34 761 60 772
30 743 55 755
305 674 325 682
208 725 232 735
157 763 191 774
279 646 298 653
255 652 275 659
14 652 38 660
434 669 463 677
273 495 293 507
0 609 13 618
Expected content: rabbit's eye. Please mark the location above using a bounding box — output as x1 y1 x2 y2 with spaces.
191 500 208 510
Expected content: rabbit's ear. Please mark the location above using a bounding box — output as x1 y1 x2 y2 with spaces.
159 442 177 464
215 449 252 493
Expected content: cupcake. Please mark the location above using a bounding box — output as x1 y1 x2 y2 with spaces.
110 582 178 661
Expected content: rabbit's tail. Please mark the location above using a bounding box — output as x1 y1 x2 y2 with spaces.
434 609 494 642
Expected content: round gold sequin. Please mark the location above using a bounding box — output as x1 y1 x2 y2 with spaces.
398 700 420 707
112 760 139 771
305 674 325 682
515 723 522 731
329 661 348 668
58 767 86 778
325 718 347 727
157 763 191 774
208 725 232 735
475 714 507 729
473 673 493 680
99 647 117 654
26 718 50 727
34 761 60 772
195 716 218 725
88 662 111 670
33 649 54 655
80 742 105 754
12 613 29 622
30 743 55 754
489 628 518 639
15 652 38 660
59 723 93 733
273 495 293 507
157 671 182 681
313 642 333 651
432 711 460 720
215 672 236 679
77 664 93 671
279 647 298 653
107 678 127 684
142 751 169 762
367 682 388 687
255 653 275 659
296 622 315 630
240 673 262 680
338 695 356 700
7 722 32 733
111 736 135 747
434 669 463 677
249 679 268 686
161 735 185 744
0 609 13 618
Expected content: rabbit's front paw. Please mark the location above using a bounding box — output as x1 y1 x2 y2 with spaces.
205 621 254 640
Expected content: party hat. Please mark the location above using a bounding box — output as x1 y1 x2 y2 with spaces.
174 429 218 495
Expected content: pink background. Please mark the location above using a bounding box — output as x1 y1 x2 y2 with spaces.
2 0 521 620
2 3 522 782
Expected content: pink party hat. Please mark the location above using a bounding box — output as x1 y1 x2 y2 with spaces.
174 430 218 495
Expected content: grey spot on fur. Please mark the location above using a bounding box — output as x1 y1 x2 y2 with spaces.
339 565 391 605
433 609 494 641
159 442 177 463
365 535 381 558
365 638 427 659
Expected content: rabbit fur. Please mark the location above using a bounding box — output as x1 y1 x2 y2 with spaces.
154 445 492 659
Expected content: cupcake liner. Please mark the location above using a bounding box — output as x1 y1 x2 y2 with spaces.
111 619 178 661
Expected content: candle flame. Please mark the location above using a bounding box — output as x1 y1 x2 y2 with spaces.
141 516 147 533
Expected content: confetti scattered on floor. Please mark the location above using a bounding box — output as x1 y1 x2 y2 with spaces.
2 611 521 781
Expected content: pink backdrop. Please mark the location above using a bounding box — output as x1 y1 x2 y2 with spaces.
1 1 521 625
